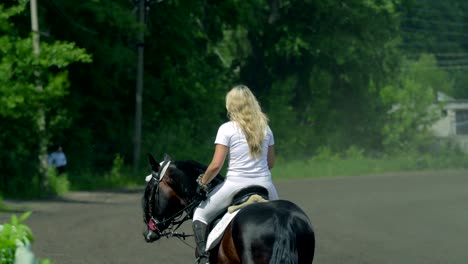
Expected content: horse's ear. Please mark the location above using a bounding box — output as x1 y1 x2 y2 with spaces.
148 153 160 172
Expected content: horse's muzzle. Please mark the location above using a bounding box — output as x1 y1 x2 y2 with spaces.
142 224 161 242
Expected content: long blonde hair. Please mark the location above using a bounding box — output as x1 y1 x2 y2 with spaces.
226 85 269 159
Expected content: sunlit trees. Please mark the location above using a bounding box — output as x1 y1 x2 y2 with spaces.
0 0 91 196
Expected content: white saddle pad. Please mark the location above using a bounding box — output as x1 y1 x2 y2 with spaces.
205 210 240 251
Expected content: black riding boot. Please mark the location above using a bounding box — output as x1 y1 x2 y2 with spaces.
192 220 210 264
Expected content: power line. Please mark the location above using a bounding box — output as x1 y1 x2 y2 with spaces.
399 44 468 49
401 65 468 71
432 53 468 58
405 53 468 58
402 58 468 66
402 17 468 28
438 59 468 66
403 7 467 17
401 27 468 37
400 39 468 45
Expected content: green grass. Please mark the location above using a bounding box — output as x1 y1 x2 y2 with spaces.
69 154 142 191
68 170 142 191
69 169 143 191
0 195 27 213
69 153 468 189
272 154 468 180
7 153 465 196
0 197 7 212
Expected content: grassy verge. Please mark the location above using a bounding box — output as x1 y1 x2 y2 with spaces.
0 197 7 212
69 154 142 191
5 152 466 198
0 195 29 213
272 153 468 180
69 170 142 191
70 152 468 189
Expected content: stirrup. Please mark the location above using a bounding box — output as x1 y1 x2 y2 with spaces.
195 254 209 264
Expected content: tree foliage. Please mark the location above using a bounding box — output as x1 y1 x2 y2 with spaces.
227 0 402 155
0 0 91 196
1 0 467 196
380 54 452 152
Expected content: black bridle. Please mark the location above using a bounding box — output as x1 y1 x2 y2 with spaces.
146 160 201 239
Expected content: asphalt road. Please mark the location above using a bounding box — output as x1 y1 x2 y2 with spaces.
1 170 467 264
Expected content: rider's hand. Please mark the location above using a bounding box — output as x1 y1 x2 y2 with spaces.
196 174 209 199
196 185 207 200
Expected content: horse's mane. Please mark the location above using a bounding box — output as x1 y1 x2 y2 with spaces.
168 160 224 200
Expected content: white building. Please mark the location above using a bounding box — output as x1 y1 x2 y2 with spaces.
431 92 468 153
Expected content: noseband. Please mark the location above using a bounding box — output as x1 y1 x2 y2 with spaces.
146 160 201 239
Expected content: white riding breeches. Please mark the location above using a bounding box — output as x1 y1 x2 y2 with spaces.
192 176 279 224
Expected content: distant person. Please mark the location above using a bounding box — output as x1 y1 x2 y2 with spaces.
48 145 67 174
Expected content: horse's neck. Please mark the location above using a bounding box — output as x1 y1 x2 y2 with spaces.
174 160 224 190
172 160 224 200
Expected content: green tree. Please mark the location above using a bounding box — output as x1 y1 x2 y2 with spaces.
380 54 452 152
37 0 235 170
0 0 91 196
217 0 402 156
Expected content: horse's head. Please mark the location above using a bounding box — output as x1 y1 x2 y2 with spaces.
141 153 209 242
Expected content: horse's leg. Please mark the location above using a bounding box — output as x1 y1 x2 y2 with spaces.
216 222 241 264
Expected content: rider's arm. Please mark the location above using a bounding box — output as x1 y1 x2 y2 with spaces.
201 144 228 185
267 145 275 170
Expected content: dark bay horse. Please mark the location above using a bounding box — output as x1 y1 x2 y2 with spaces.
141 154 315 263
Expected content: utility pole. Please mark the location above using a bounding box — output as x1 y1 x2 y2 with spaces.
30 0 48 191
31 0 40 55
133 0 146 172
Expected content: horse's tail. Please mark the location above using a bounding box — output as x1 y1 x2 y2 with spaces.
269 215 298 264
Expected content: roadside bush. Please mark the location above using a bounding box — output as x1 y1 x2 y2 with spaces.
0 212 51 264
103 154 128 187
343 145 366 160
70 154 141 191
312 146 340 161
47 169 70 196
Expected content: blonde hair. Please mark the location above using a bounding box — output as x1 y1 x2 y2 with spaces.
226 85 269 159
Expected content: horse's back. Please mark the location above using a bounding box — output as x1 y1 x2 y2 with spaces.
229 200 315 264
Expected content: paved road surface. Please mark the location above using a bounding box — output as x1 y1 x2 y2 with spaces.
1 170 467 264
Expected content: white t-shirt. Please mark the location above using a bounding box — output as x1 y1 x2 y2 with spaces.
215 121 274 178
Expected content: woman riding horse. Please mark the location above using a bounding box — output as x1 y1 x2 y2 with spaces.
141 156 315 263
193 85 279 263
